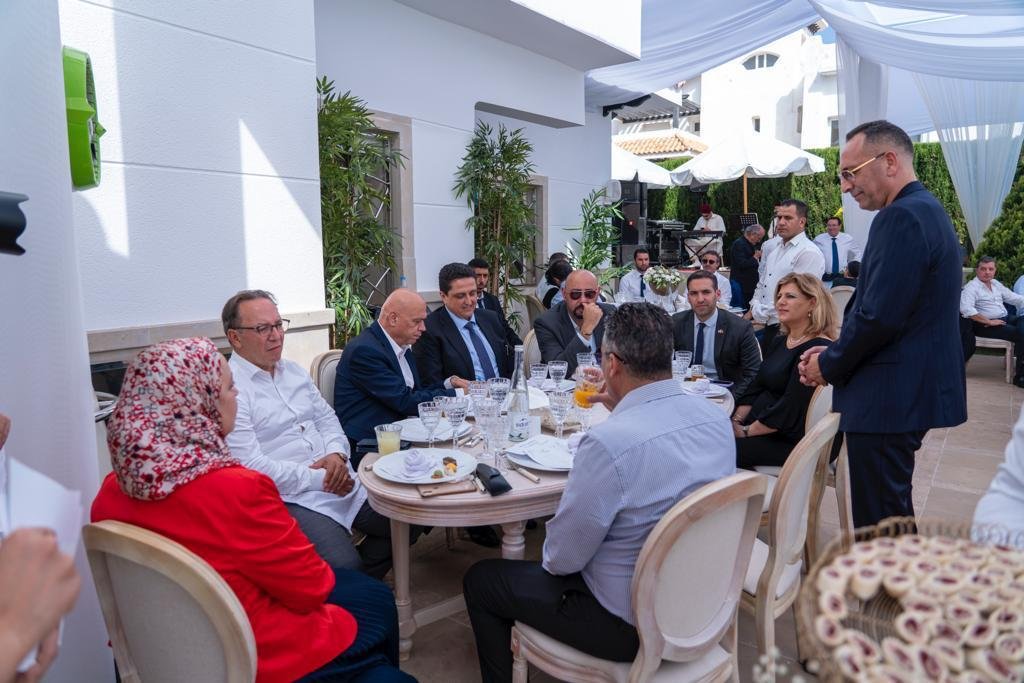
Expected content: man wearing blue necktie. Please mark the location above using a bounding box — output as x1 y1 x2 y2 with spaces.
414 262 514 388
814 216 861 286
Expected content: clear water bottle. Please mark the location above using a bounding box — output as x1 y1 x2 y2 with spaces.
507 344 530 442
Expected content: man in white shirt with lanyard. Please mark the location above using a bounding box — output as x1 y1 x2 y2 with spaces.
814 216 862 286
223 289 415 578
961 256 1024 387
616 247 654 303
746 198 826 350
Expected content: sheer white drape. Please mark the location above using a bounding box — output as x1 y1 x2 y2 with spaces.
914 75 1024 249
864 0 1024 14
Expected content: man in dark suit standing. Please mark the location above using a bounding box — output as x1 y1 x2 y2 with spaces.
334 288 464 461
799 120 967 528
672 270 761 397
469 257 522 349
414 262 515 386
533 269 616 377
728 223 764 310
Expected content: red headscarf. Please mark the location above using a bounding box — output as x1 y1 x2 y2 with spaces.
107 337 239 500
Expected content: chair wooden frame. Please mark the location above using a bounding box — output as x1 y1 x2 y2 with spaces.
523 330 542 376
524 295 546 331
975 336 1014 384
741 413 841 658
309 349 343 404
511 472 768 683
84 521 257 683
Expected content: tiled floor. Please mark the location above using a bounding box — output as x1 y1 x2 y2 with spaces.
396 353 1019 682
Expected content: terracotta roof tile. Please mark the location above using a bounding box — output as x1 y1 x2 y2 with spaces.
615 132 707 158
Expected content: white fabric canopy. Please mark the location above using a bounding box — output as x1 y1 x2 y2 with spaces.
611 144 673 188
669 133 826 188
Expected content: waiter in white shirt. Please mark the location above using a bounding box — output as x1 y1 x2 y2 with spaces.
222 289 417 578
746 198 826 350
960 256 1024 387
814 216 861 286
617 247 654 303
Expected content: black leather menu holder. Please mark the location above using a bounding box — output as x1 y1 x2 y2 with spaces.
475 463 512 496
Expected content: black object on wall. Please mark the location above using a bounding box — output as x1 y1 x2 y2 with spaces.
0 191 28 256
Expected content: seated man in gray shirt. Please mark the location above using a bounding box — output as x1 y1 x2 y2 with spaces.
463 303 736 682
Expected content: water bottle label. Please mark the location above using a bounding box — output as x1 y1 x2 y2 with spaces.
509 415 530 441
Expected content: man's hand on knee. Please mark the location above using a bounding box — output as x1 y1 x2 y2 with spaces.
311 453 354 495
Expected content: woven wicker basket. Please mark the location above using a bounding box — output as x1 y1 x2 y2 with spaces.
795 517 1022 681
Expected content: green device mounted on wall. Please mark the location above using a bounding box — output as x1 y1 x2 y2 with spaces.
62 46 105 190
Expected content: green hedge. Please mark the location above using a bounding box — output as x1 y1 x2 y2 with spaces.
976 149 1024 279
644 141 1018 264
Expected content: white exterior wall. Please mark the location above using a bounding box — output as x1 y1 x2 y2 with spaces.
315 0 603 293
0 2 112 679
59 0 326 333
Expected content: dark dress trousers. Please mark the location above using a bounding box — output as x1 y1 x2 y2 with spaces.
817 181 967 527
413 307 515 386
334 322 453 458
729 236 760 308
671 310 762 398
734 336 832 469
533 301 617 378
478 291 523 349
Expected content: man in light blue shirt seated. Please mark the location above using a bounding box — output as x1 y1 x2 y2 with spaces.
463 303 736 682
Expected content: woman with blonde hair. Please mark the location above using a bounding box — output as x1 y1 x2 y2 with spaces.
91 338 412 683
732 273 837 468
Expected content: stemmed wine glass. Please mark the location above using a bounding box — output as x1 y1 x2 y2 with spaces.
445 397 469 449
548 390 574 440
672 350 693 385
487 377 511 410
529 363 548 389
474 398 501 466
417 401 441 448
547 361 568 389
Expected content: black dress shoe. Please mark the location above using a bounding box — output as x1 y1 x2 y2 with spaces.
466 525 501 548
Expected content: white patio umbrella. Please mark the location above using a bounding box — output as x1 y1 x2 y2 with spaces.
611 144 673 189
669 132 826 212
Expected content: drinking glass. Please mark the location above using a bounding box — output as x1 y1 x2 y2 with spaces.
547 361 569 388
529 363 548 388
575 353 597 377
548 390 574 440
417 401 441 448
474 398 501 465
485 415 510 471
445 397 469 449
487 377 511 409
673 350 693 369
573 370 600 432
689 364 706 380
374 423 403 455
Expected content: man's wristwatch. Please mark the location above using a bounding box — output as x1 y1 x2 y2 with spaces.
741 425 750 438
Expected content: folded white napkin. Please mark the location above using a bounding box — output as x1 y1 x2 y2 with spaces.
402 450 436 478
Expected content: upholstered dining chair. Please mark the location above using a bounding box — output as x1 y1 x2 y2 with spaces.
510 471 768 683
309 349 343 403
523 330 542 376
84 520 257 683
524 295 546 328
740 413 841 659
828 285 855 325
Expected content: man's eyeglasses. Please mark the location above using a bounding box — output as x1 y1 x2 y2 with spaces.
839 152 886 182
233 319 290 337
567 289 599 301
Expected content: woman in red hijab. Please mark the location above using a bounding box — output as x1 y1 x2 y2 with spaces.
92 338 413 683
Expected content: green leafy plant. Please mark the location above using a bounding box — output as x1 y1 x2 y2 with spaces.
565 188 627 294
317 77 404 346
454 121 536 326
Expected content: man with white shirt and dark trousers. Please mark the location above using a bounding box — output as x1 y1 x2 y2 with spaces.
223 290 415 579
814 216 861 286
463 303 736 682
617 247 653 303
746 198 826 350
961 256 1024 387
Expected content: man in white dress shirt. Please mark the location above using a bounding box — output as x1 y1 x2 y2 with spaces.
222 290 411 578
746 198 826 350
697 250 732 307
975 404 1024 540
616 247 653 303
960 256 1024 387
814 216 861 286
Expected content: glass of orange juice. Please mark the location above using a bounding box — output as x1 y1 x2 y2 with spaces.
573 365 602 431
374 423 403 455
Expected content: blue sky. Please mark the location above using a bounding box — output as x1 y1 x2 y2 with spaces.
820 26 836 44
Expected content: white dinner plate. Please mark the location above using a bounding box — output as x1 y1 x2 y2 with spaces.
372 449 477 484
506 451 572 473
681 382 730 398
393 417 472 443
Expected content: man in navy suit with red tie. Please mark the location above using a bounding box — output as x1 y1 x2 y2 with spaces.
800 120 967 528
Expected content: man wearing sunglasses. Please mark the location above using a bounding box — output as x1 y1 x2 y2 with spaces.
799 120 967 529
533 269 616 377
697 251 732 308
